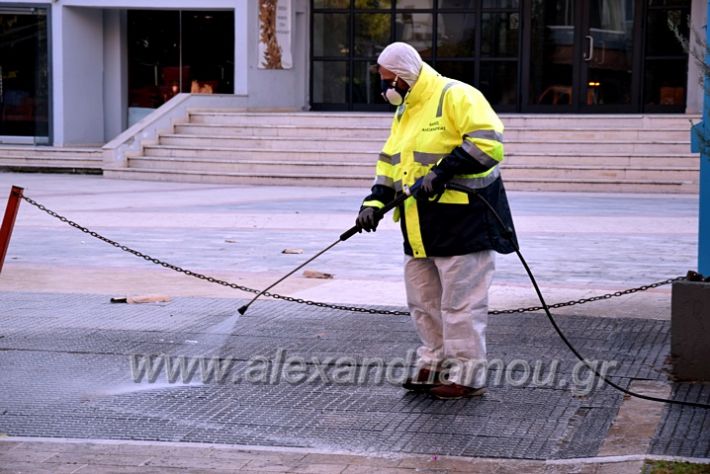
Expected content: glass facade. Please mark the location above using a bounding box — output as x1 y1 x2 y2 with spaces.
311 0 690 113
311 0 520 110
528 0 575 107
584 0 635 107
644 3 690 109
0 0 695 144
127 10 234 113
0 7 50 141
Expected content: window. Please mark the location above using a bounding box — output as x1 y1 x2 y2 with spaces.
311 0 520 110
127 10 234 122
643 2 690 110
0 8 50 141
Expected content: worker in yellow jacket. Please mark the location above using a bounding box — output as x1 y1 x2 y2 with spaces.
356 42 518 400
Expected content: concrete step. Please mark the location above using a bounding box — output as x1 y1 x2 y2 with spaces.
489 140 689 155
128 154 697 184
142 145 378 162
504 128 691 141
174 123 690 142
188 111 393 127
173 123 391 139
143 144 698 167
501 165 698 182
160 133 689 155
188 110 697 129
0 158 103 169
104 166 696 193
500 114 697 129
175 123 389 142
0 145 102 160
0 162 103 174
503 177 697 193
159 134 384 152
103 167 371 187
129 156 373 176
0 146 103 172
503 153 698 168
109 111 700 193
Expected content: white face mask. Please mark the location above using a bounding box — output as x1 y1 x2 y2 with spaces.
381 76 408 106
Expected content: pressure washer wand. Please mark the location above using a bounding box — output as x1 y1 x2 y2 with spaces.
237 188 414 315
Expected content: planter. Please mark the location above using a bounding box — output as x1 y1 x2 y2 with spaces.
671 280 710 381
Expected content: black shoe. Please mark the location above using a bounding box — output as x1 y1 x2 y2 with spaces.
402 368 444 392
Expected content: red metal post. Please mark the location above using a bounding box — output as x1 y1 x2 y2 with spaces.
0 186 24 274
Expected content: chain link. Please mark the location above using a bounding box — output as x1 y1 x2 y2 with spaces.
21 195 684 317
488 276 685 315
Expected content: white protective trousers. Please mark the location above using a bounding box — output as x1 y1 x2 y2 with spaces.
404 251 496 388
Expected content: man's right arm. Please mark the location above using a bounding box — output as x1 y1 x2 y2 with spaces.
361 152 396 210
357 152 396 232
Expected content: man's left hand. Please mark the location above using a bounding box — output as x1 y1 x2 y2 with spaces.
416 170 447 199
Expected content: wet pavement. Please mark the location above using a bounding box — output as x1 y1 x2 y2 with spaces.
0 293 668 459
1 292 699 460
0 172 708 473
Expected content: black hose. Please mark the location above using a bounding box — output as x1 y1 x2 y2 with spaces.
445 181 710 409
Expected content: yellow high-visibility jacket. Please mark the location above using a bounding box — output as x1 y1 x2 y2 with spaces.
362 63 517 258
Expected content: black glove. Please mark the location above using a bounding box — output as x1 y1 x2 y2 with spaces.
415 170 447 200
356 207 381 232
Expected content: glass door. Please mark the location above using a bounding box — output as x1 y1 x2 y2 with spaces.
0 7 50 143
310 1 521 112
580 0 636 111
127 10 234 125
524 0 637 112
526 0 577 110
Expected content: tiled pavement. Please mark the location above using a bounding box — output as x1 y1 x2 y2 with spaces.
0 438 650 473
0 292 708 465
0 172 708 473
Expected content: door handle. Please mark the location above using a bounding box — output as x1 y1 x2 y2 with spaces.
584 35 594 61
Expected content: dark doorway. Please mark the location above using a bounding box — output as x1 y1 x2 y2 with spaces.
0 7 50 141
310 1 521 112
522 0 639 112
127 10 234 121
522 0 689 113
310 0 690 113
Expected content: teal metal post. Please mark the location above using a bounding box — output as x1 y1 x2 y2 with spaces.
691 0 710 275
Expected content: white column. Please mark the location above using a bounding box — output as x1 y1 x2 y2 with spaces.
235 0 248 96
103 10 128 141
56 6 105 145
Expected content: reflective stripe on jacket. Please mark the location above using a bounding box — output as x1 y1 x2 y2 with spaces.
362 63 517 258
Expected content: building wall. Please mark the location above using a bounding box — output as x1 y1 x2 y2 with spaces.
103 10 128 142
245 0 310 109
1 0 310 145
1 0 703 145
56 7 105 145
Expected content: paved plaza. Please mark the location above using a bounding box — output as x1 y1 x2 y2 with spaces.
0 172 708 473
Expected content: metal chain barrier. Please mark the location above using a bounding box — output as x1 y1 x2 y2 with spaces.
21 195 685 317
488 276 684 315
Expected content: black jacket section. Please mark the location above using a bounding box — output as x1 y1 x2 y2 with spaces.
435 146 493 177
400 176 518 257
361 184 396 211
